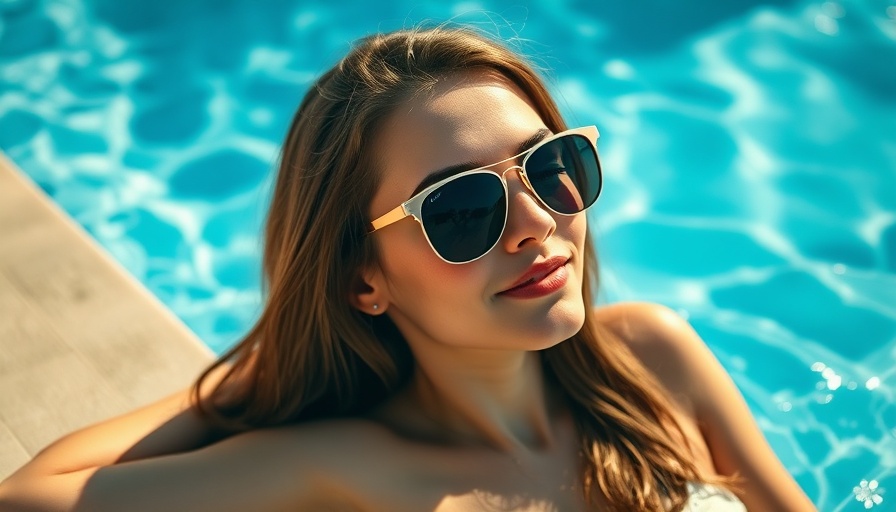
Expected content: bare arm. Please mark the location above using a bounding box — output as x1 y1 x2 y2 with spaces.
0 362 242 510
0 423 344 512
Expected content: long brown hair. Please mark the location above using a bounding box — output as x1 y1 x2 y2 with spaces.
193 26 730 511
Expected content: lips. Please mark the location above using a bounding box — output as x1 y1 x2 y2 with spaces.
499 255 570 294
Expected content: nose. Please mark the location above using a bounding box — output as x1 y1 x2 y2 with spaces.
499 166 556 254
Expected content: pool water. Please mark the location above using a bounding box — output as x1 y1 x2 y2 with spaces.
1 0 894 509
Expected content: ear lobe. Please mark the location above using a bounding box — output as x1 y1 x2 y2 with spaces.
348 267 387 314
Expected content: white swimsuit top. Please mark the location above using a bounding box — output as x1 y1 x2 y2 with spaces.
683 482 747 511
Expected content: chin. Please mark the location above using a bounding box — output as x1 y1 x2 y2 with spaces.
530 295 587 350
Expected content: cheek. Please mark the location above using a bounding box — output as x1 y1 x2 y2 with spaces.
559 211 588 249
377 217 429 261
379 222 482 299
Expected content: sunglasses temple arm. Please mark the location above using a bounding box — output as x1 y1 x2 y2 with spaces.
369 203 410 233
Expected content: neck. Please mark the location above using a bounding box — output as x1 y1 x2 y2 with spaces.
403 347 561 455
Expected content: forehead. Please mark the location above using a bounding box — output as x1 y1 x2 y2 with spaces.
370 71 546 215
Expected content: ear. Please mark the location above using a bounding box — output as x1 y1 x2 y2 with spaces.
348 265 389 315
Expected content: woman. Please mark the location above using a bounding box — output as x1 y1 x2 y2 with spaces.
0 26 814 511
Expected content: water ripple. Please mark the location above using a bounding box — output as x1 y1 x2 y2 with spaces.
1 0 894 509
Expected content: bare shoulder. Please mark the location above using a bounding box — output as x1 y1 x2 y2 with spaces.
594 302 690 350
593 301 707 406
270 416 404 472
273 417 447 511
593 302 817 510
592 301 692 351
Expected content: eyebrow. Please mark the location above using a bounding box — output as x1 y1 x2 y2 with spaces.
410 128 552 197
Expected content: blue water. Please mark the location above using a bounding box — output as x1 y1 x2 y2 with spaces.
1 0 894 509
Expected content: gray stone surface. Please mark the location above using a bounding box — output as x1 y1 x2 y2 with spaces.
0 154 214 480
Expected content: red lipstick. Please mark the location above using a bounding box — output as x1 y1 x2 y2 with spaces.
498 256 569 299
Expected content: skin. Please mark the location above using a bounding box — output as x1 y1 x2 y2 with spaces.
0 71 816 512
353 69 588 459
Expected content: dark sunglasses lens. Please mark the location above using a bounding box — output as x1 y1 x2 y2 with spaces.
420 173 506 263
526 134 602 214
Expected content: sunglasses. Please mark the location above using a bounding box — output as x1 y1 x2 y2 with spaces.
368 126 603 264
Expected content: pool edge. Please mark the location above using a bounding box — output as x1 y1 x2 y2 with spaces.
0 153 215 480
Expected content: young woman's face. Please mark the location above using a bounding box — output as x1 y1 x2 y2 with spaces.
365 70 588 353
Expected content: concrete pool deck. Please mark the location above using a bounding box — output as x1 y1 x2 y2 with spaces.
0 154 214 480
